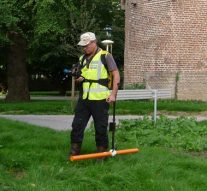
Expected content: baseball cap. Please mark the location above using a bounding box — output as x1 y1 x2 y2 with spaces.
77 32 96 46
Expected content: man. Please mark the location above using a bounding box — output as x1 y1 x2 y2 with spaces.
70 32 120 158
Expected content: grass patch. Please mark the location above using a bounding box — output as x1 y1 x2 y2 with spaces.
0 99 207 115
157 100 207 112
30 91 61 96
1 117 207 190
116 100 207 115
30 91 78 96
0 100 75 114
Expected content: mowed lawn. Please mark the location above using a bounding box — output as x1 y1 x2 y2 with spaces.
1 118 207 191
0 99 207 115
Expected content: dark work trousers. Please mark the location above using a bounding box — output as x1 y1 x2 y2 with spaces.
71 99 109 149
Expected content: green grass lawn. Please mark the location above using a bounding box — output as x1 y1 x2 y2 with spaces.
0 100 73 114
30 91 78 96
1 117 207 191
0 99 207 115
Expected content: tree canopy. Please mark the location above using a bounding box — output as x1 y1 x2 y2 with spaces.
0 0 125 101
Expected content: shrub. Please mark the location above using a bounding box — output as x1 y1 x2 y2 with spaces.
117 116 207 151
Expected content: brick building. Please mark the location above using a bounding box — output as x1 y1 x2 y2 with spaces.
121 0 207 101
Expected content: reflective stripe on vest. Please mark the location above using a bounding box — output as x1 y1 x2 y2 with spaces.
80 50 110 100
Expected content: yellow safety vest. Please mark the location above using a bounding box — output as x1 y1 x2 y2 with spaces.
80 50 110 100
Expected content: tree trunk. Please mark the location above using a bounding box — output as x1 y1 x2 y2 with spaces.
6 32 30 102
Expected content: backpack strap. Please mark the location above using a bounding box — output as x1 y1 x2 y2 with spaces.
100 50 109 74
100 50 113 89
79 55 87 68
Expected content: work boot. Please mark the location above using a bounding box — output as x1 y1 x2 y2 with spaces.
69 143 81 156
96 146 107 163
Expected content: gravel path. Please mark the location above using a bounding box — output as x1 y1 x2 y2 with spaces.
0 115 144 130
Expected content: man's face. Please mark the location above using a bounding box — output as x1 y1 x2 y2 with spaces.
82 41 97 55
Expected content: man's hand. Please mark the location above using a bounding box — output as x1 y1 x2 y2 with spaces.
75 76 85 83
106 93 116 103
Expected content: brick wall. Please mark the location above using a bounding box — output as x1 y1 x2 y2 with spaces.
177 72 207 100
145 71 176 97
123 0 207 100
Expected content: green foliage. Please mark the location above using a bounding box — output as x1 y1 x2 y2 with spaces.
0 0 34 43
0 0 125 92
117 116 207 151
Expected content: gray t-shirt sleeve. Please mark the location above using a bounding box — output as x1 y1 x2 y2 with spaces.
105 53 118 72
